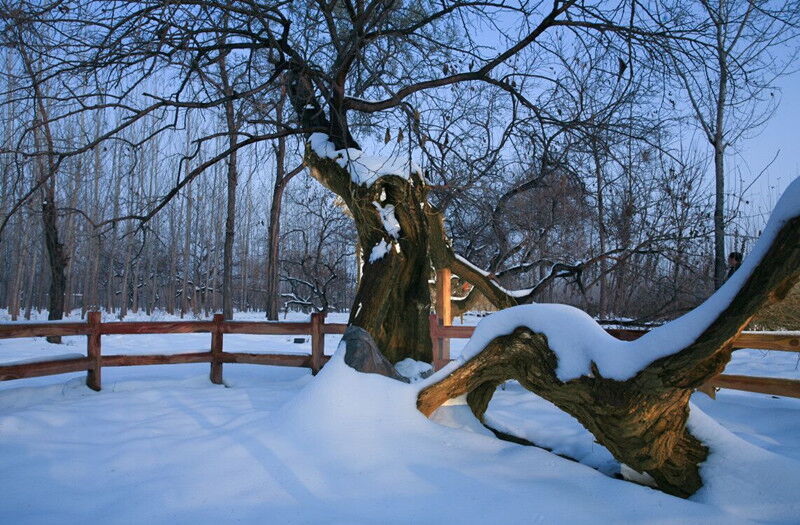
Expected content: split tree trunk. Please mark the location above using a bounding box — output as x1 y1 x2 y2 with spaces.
305 150 433 363
286 70 798 498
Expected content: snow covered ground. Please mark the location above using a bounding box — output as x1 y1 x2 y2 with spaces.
1 310 799 523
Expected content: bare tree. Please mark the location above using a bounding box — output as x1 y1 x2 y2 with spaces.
666 0 799 288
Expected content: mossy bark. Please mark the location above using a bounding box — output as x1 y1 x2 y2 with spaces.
305 150 432 363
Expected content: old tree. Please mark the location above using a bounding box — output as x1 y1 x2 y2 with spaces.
278 0 799 498
8 0 799 499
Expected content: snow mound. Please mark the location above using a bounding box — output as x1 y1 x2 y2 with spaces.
1 346 795 522
309 133 421 187
272 348 735 523
689 404 800 522
394 358 433 383
457 176 800 381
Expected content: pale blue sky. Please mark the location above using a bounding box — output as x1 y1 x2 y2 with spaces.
734 71 800 214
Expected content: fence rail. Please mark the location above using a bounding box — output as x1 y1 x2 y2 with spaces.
1 313 799 399
0 312 347 389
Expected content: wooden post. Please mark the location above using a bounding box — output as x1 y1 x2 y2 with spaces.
434 269 452 370
210 313 224 384
435 268 452 325
429 314 446 371
310 312 324 375
86 311 102 391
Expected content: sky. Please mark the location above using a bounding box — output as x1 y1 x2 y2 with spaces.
738 72 800 210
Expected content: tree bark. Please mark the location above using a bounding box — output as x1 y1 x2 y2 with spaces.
42 178 67 342
713 141 726 289
265 81 301 320
711 12 729 290
21 44 68 341
218 46 238 321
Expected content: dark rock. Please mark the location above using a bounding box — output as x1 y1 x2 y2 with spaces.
341 326 408 382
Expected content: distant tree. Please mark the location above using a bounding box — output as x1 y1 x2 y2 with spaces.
8 19 70 341
666 0 799 288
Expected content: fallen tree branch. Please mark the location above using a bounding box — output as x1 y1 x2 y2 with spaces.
419 192 800 498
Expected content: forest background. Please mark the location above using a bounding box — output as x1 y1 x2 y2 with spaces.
0 0 798 329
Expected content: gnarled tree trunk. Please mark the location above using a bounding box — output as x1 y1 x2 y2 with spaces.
305 151 433 364
419 213 800 497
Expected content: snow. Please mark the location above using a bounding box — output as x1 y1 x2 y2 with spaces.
1 309 800 523
483 381 620 475
454 253 490 277
309 133 421 187
373 201 401 238
368 239 390 263
458 176 800 381
394 358 432 382
688 404 800 522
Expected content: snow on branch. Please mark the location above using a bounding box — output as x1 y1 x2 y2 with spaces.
452 176 800 382
309 133 421 187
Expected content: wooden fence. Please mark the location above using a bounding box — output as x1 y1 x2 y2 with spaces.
429 315 800 399
0 312 346 390
1 313 798 399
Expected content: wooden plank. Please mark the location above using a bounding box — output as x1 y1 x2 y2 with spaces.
100 321 214 335
435 271 452 368
86 311 102 391
310 313 324 375
734 333 800 352
102 352 213 366
435 269 452 325
223 321 312 335
437 324 476 339
323 323 348 335
0 357 90 381
222 353 311 367
709 374 800 398
430 315 446 371
428 314 441 339
0 323 89 339
210 314 224 384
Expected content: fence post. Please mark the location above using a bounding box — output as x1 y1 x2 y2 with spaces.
434 269 452 370
86 311 102 391
310 312 324 375
435 268 452 325
429 314 447 371
210 314 224 384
